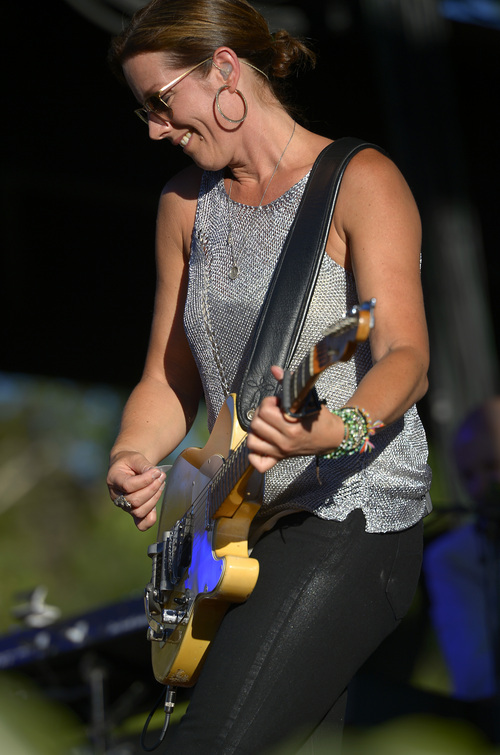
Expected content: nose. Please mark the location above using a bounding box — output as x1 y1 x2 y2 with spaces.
148 113 171 141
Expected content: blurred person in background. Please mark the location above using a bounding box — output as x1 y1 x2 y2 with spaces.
424 397 500 741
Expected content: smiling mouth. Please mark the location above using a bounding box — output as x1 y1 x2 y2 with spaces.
180 131 193 147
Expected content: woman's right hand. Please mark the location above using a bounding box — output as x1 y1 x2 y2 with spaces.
107 452 167 531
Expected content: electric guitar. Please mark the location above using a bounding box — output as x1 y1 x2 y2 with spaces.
144 301 375 687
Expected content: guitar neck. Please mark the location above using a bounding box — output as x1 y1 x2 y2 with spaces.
285 330 357 414
208 301 375 517
284 351 322 415
283 302 375 417
208 437 252 521
207 348 318 519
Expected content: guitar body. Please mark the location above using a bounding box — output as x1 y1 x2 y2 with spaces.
144 301 375 689
147 395 263 687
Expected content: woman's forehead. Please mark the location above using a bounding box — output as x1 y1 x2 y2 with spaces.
123 52 178 97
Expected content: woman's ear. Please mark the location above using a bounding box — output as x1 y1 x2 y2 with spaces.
212 47 240 92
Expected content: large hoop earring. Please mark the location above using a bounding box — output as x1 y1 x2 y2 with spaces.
215 85 248 124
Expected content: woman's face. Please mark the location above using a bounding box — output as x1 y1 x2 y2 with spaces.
123 51 231 170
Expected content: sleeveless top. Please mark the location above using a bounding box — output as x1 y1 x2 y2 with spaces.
183 169 432 533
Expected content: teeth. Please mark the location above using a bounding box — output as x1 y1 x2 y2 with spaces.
180 131 192 147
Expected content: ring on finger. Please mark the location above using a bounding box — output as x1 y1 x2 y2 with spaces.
114 494 133 513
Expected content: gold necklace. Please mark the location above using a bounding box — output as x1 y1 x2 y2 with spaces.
226 121 296 280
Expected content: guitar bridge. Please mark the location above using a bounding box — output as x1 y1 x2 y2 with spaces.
144 583 188 642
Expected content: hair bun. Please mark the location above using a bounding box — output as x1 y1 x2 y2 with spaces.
270 29 316 79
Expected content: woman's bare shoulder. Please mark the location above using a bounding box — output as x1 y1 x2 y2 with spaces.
336 145 420 233
340 145 412 200
156 165 205 253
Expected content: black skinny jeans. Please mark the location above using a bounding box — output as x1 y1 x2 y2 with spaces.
164 508 424 754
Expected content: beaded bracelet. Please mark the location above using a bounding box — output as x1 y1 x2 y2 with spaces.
321 407 385 460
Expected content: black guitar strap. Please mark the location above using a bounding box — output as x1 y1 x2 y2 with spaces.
236 137 385 431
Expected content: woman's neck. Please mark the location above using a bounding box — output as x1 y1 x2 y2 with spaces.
225 115 311 205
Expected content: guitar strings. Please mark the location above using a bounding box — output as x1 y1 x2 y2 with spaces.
185 313 363 523
183 434 250 528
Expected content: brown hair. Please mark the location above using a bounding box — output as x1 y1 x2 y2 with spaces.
108 0 316 109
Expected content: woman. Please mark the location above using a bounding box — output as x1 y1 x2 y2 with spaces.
107 0 432 751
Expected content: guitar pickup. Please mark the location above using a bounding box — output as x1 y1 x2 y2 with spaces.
147 537 169 599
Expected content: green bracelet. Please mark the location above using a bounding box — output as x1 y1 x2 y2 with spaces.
321 407 385 460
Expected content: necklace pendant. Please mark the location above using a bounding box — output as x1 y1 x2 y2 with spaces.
229 265 239 280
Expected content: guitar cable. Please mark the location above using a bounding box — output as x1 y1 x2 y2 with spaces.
140 685 177 751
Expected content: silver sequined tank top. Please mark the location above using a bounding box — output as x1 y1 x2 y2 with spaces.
183 169 432 533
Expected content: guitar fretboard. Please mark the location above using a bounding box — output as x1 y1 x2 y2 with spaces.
206 440 250 526
202 307 371 525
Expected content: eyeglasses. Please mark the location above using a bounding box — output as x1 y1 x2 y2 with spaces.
134 57 212 125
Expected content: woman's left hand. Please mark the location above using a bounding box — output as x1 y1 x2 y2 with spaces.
247 367 344 473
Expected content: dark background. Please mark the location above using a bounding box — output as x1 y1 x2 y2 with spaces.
1 4 500 750
3 1 499 389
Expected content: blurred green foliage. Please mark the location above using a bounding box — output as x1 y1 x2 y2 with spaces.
1 373 495 754
0 373 208 631
0 672 88 754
